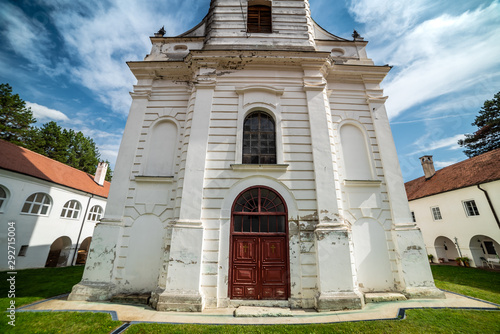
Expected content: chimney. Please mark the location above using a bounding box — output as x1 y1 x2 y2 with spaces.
419 155 436 179
94 162 108 186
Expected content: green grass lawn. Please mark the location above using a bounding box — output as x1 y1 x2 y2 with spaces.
0 265 498 333
0 266 85 311
431 265 500 304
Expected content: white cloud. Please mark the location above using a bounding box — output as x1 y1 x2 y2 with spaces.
26 102 69 122
348 0 500 119
32 0 206 115
410 133 465 155
434 159 460 168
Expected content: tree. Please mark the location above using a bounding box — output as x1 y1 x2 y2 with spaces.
1 84 113 181
0 83 36 145
25 121 113 180
458 91 500 158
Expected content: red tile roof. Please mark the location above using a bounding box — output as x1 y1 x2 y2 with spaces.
405 148 500 201
0 140 110 198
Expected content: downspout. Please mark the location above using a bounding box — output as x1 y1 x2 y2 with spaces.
72 194 93 265
477 184 500 229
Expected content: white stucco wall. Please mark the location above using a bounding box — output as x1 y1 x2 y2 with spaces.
409 179 500 267
71 0 441 311
0 169 107 270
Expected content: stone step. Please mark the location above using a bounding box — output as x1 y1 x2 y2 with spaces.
364 292 407 303
110 293 151 305
234 306 293 317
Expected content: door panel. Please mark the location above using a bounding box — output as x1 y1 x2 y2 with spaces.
231 235 288 300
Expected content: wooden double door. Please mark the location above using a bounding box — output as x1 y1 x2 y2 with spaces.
229 186 289 300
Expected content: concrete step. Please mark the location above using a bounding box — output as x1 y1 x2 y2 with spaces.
234 306 293 317
110 293 151 305
364 292 407 303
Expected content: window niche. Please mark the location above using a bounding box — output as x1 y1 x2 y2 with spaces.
233 86 286 171
143 120 178 178
340 123 374 181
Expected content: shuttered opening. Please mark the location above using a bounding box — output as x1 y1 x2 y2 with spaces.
247 5 272 33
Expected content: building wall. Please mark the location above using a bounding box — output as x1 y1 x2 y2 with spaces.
71 0 442 311
0 169 107 270
409 179 500 267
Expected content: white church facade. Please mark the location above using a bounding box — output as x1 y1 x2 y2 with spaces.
70 0 443 311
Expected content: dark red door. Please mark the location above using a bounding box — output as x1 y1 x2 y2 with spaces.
229 187 289 300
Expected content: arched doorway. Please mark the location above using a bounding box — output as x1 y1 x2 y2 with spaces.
469 235 499 267
434 236 459 262
229 186 289 300
45 236 72 267
76 237 92 265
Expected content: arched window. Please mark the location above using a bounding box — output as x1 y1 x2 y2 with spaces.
60 200 82 219
243 111 276 164
0 185 7 211
21 192 52 215
247 4 272 33
87 205 103 221
232 187 286 233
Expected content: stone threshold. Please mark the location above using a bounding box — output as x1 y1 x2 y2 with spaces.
234 306 293 317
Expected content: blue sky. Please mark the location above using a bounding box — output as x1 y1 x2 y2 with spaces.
1 0 499 181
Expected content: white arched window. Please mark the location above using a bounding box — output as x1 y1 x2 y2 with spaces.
21 192 52 215
0 185 8 211
87 205 103 221
60 200 82 219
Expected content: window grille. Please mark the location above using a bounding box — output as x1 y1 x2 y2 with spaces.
233 187 286 233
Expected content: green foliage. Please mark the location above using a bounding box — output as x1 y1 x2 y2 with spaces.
458 91 500 157
0 83 113 180
0 83 36 145
24 121 111 179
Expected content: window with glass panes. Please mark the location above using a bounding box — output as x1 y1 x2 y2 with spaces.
21 193 51 215
0 186 6 210
431 206 442 220
463 200 479 216
87 205 103 221
232 187 286 234
61 200 81 219
243 111 276 164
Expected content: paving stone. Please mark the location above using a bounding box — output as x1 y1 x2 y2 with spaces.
234 306 293 317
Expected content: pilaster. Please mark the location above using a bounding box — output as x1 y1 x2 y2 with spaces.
314 223 363 311
303 64 339 224
152 76 215 312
